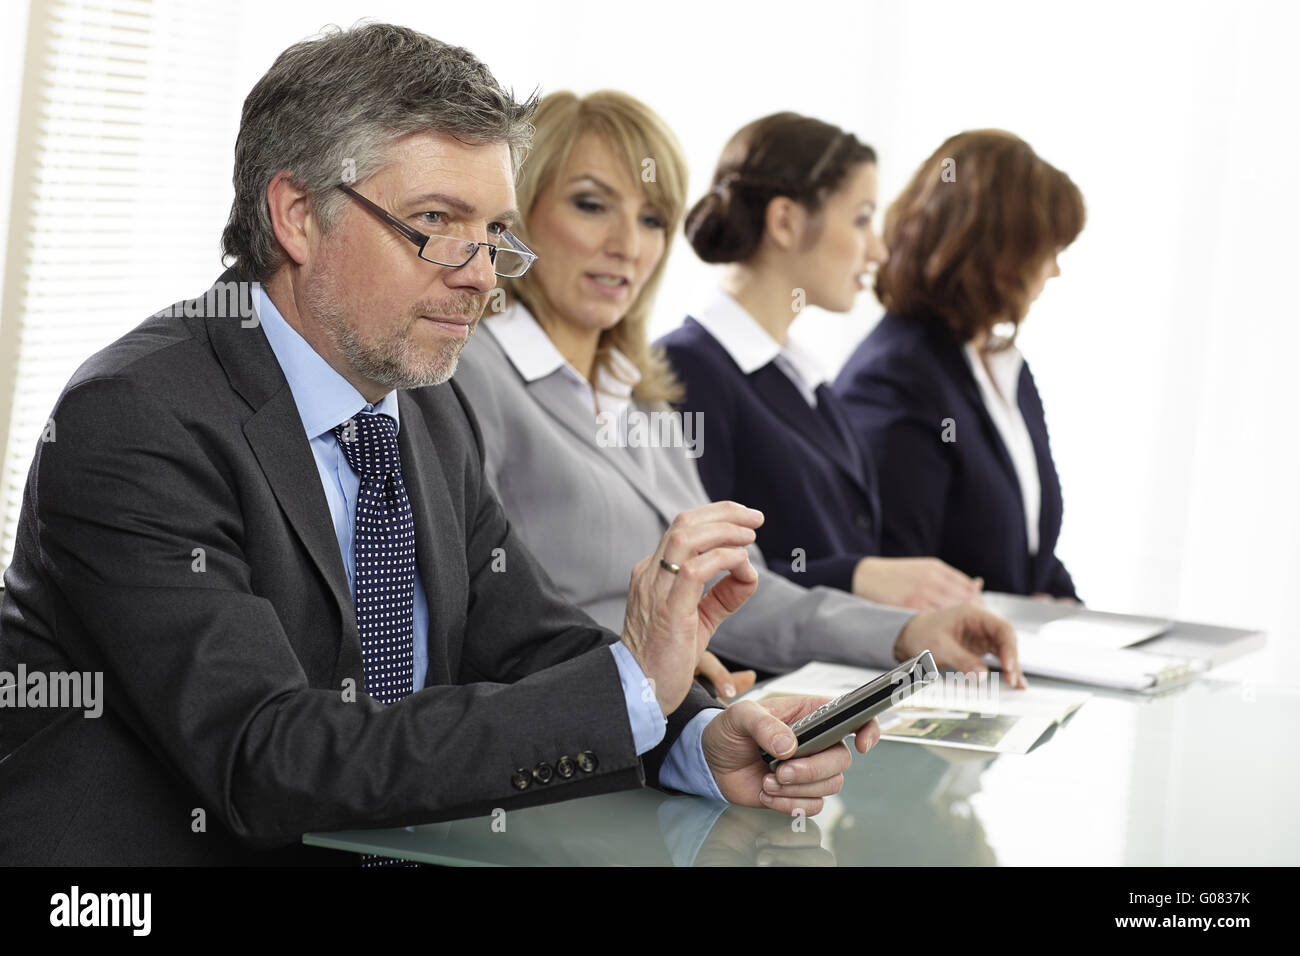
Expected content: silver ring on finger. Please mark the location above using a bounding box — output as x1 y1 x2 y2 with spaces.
659 558 681 575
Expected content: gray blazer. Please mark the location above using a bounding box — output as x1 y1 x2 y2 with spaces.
453 304 916 674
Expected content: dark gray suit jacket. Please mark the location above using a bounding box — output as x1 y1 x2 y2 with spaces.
0 269 716 865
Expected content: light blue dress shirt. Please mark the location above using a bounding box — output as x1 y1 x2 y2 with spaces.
254 289 723 800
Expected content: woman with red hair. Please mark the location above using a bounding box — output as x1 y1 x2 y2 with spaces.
834 130 1086 600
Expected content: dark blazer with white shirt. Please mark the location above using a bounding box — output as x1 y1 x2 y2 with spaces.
0 268 716 865
657 316 883 595
832 312 1077 599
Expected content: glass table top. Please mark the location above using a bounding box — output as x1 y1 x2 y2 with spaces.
305 669 1300 866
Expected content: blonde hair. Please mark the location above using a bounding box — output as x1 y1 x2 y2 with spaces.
506 90 687 403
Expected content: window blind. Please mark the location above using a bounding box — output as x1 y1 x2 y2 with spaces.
1 0 243 570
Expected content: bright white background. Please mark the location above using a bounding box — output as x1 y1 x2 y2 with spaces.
2 0 1297 684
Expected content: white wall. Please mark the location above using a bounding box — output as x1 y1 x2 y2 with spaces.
4 0 1296 673
819 2 1300 683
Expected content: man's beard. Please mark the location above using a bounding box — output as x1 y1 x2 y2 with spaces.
306 275 482 390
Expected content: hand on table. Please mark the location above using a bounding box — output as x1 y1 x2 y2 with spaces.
893 602 1026 688
852 555 983 611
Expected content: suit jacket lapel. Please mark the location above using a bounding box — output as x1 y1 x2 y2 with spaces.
527 374 679 526
1017 367 1059 560
749 365 871 497
205 270 359 682
814 383 876 521
933 335 1022 496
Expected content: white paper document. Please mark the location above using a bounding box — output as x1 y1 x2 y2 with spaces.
741 661 1090 755
1000 633 1209 691
1035 616 1171 649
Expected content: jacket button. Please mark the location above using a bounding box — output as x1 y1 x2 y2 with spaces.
556 755 576 779
576 750 599 773
510 769 531 791
532 762 555 785
855 512 873 532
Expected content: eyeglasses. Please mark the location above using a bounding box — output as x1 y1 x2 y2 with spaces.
336 184 537 278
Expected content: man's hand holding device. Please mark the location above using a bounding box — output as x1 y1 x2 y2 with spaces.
704 651 939 816
702 695 882 816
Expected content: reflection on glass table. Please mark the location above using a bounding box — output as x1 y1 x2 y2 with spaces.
306 668 1300 866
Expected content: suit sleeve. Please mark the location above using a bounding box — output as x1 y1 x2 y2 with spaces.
1041 555 1080 601
837 353 953 559
32 375 706 849
710 567 914 672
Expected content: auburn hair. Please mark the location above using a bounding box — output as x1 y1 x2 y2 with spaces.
875 130 1085 343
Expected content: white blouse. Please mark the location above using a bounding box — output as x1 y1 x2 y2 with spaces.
690 289 825 407
483 302 640 420
963 342 1042 555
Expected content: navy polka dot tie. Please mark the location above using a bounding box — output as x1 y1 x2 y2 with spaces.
332 412 416 706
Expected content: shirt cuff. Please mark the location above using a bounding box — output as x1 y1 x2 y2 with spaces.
609 642 667 754
659 709 726 801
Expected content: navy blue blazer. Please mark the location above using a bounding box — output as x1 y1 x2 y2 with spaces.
657 317 882 593
832 312 1077 599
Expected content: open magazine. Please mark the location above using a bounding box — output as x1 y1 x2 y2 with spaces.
739 661 1090 755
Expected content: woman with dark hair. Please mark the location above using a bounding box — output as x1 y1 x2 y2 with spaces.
657 113 983 612
832 130 1085 600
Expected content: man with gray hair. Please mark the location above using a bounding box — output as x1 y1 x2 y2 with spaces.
0 23 873 865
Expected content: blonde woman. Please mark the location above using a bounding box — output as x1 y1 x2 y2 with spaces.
454 91 1025 692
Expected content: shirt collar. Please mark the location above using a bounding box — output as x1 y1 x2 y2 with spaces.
776 337 827 395
964 340 1025 405
484 300 641 400
690 288 825 388
256 286 400 440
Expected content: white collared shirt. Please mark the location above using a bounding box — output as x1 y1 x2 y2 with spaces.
964 341 1042 555
690 289 826 407
482 301 641 419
